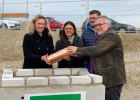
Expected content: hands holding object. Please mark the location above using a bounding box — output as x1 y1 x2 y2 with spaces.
41 46 78 65
46 48 71 64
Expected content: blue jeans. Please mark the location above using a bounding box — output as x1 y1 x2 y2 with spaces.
105 84 123 100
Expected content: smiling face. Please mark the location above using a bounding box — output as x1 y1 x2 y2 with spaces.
64 24 75 39
35 19 46 35
89 13 99 27
94 17 110 35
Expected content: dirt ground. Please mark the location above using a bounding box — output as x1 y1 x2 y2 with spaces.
0 23 140 99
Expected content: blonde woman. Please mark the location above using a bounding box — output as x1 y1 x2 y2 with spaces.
22 15 54 69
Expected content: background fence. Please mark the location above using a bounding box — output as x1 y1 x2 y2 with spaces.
0 0 140 29
0 1 140 100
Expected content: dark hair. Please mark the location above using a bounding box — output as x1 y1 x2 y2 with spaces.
56 21 77 51
89 10 101 16
62 21 77 38
59 30 63 39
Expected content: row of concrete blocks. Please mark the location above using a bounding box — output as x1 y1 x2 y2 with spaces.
1 68 103 87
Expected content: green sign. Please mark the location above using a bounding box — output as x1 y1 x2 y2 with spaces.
24 91 86 100
30 94 80 100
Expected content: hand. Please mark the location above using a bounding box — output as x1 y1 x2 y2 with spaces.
41 54 52 65
63 56 71 61
66 46 78 56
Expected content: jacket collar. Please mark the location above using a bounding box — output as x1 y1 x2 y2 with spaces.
87 23 93 30
68 34 75 44
33 28 49 40
87 23 96 33
72 34 80 45
99 29 115 38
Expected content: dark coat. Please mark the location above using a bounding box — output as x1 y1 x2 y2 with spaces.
81 23 97 47
81 24 98 68
22 28 54 69
55 33 84 68
77 30 127 88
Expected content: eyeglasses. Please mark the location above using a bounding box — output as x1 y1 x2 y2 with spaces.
64 28 74 31
94 23 106 28
89 17 96 20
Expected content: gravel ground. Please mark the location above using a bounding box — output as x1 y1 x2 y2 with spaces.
0 27 140 100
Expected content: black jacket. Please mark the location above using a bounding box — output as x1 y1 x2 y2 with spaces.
55 33 84 68
22 28 54 69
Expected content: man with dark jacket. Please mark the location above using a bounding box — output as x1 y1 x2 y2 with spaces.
81 10 101 46
81 10 101 68
67 15 126 100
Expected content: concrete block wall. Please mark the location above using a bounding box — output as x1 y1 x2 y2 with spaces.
1 68 103 87
2 78 25 87
0 68 105 100
26 77 48 86
49 76 70 85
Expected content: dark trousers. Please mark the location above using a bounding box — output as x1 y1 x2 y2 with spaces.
105 84 123 100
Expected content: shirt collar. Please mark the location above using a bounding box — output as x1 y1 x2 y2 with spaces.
68 35 75 44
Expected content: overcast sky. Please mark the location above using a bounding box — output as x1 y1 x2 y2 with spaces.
0 0 140 27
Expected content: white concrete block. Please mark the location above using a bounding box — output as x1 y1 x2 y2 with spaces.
2 69 13 78
26 77 48 86
89 74 103 84
49 76 70 85
16 69 34 76
3 69 13 73
78 68 90 76
35 69 53 76
70 76 91 85
2 73 13 78
71 68 80 75
2 78 25 87
54 68 71 75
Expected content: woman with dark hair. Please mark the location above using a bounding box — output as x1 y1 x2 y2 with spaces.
55 21 84 68
22 15 54 69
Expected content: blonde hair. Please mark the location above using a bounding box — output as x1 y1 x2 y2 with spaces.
29 14 51 35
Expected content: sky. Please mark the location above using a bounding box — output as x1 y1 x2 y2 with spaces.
0 0 140 28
